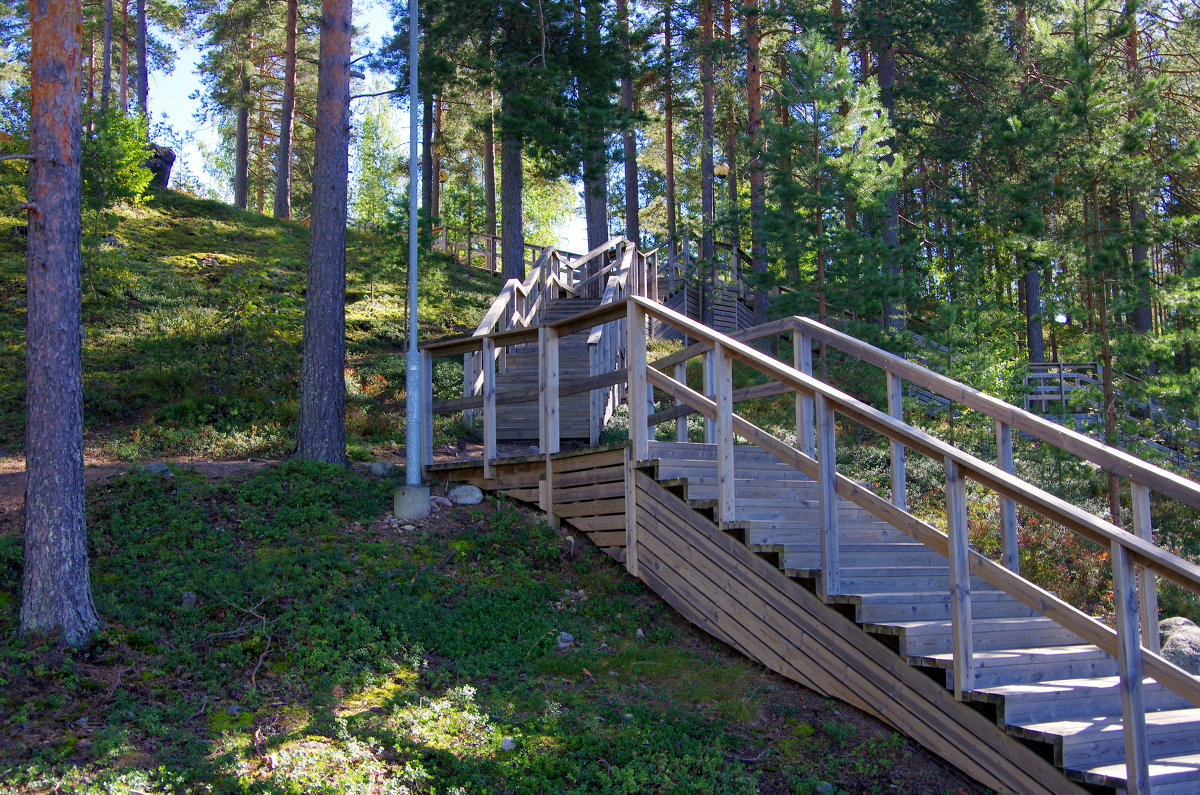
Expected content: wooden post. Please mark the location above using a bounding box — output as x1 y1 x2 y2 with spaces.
589 341 603 445
1132 482 1159 654
482 337 497 479
461 352 478 432
945 457 974 699
421 348 433 468
996 420 1019 573
887 371 907 509
1112 540 1151 794
815 393 840 597
703 349 715 444
674 362 688 442
714 342 735 525
794 331 814 457
465 229 472 269
627 300 649 462
538 325 560 455
624 446 639 577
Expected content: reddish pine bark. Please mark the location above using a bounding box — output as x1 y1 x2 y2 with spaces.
296 0 352 464
22 0 101 647
273 0 298 219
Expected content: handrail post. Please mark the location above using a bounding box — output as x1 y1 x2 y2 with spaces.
997 420 1019 572
794 330 814 457
1132 482 1159 654
714 342 735 525
461 351 478 432
482 338 497 479
627 300 649 462
1113 539 1151 794
887 371 907 509
815 393 840 597
421 348 433 468
703 350 715 445
674 362 688 442
538 325 560 455
945 457 974 699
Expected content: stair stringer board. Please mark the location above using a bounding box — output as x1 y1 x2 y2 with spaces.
630 469 1083 795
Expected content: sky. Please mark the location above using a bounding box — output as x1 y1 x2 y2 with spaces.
148 1 589 251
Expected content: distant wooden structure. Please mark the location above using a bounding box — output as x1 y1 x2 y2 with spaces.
419 240 1200 794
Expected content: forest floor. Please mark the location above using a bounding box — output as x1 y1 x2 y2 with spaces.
0 191 985 793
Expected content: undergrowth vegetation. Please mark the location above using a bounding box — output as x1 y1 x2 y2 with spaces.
0 188 495 461
0 464 978 794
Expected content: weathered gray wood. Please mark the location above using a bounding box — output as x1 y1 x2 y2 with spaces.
674 362 688 442
996 420 1018 573
482 337 497 478
887 371 906 510
816 393 840 597
794 330 814 457
539 325 560 454
624 447 639 577
703 349 715 445
714 344 735 525
945 457 974 700
626 300 649 461
1131 482 1159 656
1112 540 1151 794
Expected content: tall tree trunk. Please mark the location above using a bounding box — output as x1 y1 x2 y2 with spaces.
134 0 148 120
663 1 677 258
700 0 716 326
617 0 638 247
500 93 526 283
721 0 739 255
273 0 298 219
431 96 443 223
580 0 608 252
119 0 129 111
233 60 250 210
100 0 113 113
22 0 100 647
1125 22 1152 339
582 150 609 251
876 20 901 330
746 0 767 318
296 0 352 464
421 93 434 239
1024 263 1045 362
483 95 497 237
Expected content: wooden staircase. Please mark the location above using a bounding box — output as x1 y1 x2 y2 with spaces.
422 244 1200 794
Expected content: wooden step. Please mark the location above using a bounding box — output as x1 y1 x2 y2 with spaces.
922 645 1120 689
745 521 913 546
866 616 1082 657
823 566 998 594
978 677 1194 725
834 590 1038 623
1019 707 1200 769
1076 751 1200 793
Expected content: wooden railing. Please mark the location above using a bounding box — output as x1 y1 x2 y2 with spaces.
422 295 1200 792
433 225 584 275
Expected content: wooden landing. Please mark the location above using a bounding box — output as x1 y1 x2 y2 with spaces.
426 442 1084 795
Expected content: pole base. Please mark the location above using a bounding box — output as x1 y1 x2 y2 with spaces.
393 485 431 521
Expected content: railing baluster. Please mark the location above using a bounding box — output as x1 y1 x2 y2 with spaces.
1132 482 1159 654
1113 540 1151 794
482 338 496 479
674 362 688 443
538 325 560 455
815 393 840 597
887 371 907 509
794 330 814 457
714 342 735 525
945 457 973 699
627 301 649 462
703 349 715 445
996 420 1018 573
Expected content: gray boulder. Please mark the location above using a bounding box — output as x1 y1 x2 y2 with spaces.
448 484 484 505
368 461 395 477
1161 619 1200 675
145 145 176 188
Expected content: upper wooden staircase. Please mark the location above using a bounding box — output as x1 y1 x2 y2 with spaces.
420 238 1200 794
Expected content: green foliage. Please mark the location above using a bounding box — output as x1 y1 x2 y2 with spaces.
82 110 154 213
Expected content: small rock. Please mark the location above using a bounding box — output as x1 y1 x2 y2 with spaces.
815 782 834 794
76 739 92 751
623 713 634 722
181 591 197 610
635 628 645 639
430 495 453 508
557 631 575 645
142 462 174 478
101 235 124 248
500 737 517 752
368 461 395 477
448 484 484 505
226 704 242 716
402 524 417 532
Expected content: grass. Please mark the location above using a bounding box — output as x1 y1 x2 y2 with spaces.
0 463 979 794
0 189 498 461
